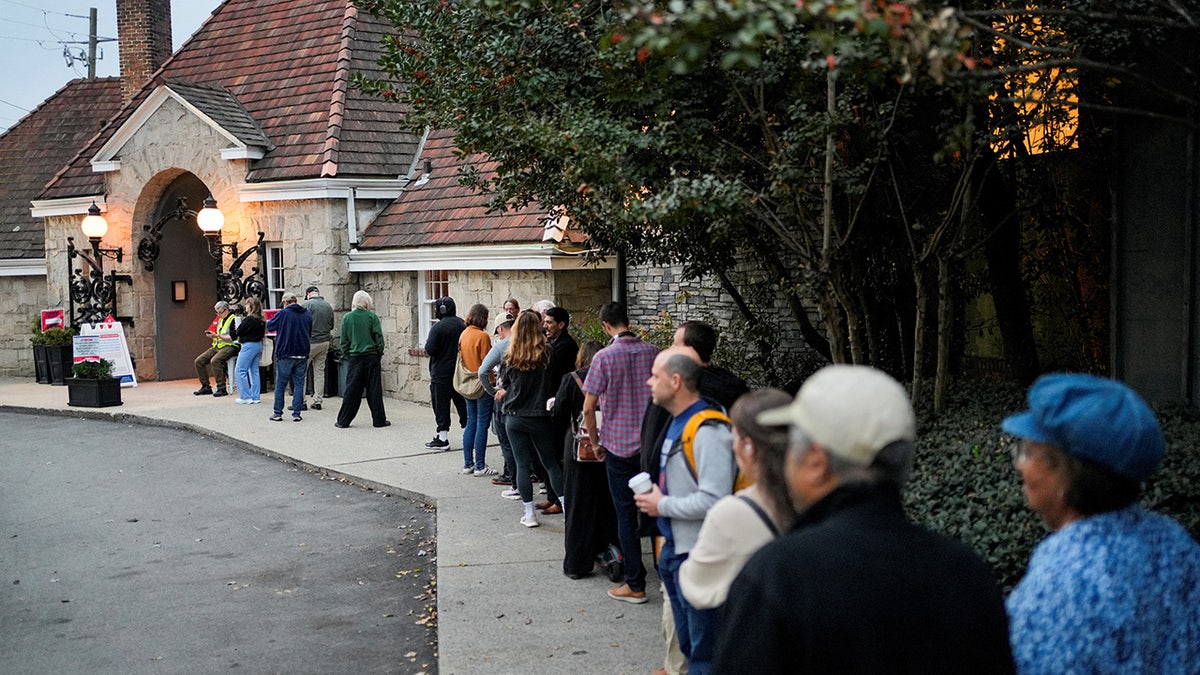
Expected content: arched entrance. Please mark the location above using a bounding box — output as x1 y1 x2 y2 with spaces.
149 173 218 381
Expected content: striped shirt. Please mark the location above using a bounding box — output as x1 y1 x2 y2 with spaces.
582 333 659 458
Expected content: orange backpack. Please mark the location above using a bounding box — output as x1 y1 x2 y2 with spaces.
679 409 752 493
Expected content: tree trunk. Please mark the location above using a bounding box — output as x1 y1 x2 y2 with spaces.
819 285 847 364
934 255 952 416
982 186 1040 383
911 263 930 407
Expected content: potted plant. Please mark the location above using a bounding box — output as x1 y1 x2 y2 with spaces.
66 358 122 408
31 324 76 385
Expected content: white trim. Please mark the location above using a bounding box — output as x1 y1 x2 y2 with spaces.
347 244 616 272
30 196 106 218
0 258 47 276
220 147 266 160
90 85 266 171
237 177 408 203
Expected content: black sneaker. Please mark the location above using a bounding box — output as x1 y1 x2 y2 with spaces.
311 402 322 410
194 386 213 396
424 437 450 449
491 475 513 486
212 388 228 398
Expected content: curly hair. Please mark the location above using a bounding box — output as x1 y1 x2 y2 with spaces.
504 310 550 371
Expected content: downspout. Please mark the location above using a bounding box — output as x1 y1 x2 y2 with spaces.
347 187 358 248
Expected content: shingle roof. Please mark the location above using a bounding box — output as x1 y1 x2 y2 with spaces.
41 0 419 201
358 129 548 249
0 77 124 259
164 80 272 150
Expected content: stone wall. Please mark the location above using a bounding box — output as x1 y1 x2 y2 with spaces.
0 274 49 377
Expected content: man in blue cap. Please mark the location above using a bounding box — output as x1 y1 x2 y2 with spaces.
1003 373 1200 674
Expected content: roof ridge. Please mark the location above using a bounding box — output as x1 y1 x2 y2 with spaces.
320 1 358 178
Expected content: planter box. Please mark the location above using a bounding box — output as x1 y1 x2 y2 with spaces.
66 377 123 408
33 344 52 384
46 345 74 386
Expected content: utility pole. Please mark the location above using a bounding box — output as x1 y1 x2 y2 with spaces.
88 7 98 79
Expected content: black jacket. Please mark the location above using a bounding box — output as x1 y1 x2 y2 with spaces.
713 483 1015 675
424 315 465 380
548 332 579 389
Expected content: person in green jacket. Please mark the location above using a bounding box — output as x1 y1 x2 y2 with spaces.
335 290 388 429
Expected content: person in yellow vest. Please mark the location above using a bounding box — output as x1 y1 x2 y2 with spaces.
194 301 239 397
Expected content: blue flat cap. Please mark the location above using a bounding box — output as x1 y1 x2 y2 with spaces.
1001 373 1164 481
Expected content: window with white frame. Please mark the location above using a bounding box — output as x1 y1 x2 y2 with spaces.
418 269 449 345
265 245 285 309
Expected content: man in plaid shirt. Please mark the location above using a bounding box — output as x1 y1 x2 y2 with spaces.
583 301 660 604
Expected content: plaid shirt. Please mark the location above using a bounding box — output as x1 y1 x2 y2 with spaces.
582 333 659 458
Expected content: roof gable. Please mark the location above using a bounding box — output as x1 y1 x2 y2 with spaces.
91 82 272 171
41 0 419 201
0 78 123 259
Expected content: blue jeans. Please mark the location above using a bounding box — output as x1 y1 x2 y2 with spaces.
504 415 563 503
274 356 307 417
462 395 494 470
234 341 262 401
604 452 646 592
493 407 515 478
659 538 721 675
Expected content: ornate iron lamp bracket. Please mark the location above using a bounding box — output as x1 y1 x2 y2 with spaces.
137 197 198 271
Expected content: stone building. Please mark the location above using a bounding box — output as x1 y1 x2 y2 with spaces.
1 0 614 402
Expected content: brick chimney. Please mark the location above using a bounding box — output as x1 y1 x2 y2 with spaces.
117 0 173 101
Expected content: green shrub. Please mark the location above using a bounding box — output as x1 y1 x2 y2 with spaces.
71 358 113 380
905 379 1200 592
31 326 76 347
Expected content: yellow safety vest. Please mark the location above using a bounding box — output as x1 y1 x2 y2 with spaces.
213 314 238 349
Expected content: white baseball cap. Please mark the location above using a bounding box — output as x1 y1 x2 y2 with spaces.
757 365 915 466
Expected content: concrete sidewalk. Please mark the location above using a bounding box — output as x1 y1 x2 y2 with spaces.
0 378 661 674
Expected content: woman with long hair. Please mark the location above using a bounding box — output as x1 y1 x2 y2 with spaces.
552 340 619 578
459 303 494 475
233 296 265 404
678 388 794 609
497 310 563 528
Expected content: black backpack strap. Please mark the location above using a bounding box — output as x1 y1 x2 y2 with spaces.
737 495 780 537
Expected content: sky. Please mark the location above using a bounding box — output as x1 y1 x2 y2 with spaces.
0 0 224 131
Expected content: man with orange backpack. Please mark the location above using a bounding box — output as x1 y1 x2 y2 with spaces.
635 347 735 675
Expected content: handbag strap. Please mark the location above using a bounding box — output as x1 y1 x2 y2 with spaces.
737 494 780 537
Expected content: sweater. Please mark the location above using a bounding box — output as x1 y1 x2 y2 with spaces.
459 325 491 372
266 303 312 358
339 309 384 356
303 296 335 343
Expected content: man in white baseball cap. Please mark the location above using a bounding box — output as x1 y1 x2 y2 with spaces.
712 365 1014 674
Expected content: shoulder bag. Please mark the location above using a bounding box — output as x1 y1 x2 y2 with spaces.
571 372 605 462
453 334 485 400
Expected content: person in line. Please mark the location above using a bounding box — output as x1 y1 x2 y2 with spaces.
496 310 563 528
1003 373 1200 673
678 388 793 609
334 290 388 429
535 306 578 515
582 301 660 604
233 296 266 405
479 319 517 492
503 298 520 321
424 296 467 449
552 339 619 578
713 365 1014 673
459 304 495 475
634 348 736 675
303 285 334 410
266 292 312 422
638 320 750 675
193 300 239 397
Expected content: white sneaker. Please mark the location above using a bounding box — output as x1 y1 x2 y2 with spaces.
539 484 547 494
247 400 260 404
461 466 474 475
235 398 248 404
473 466 497 477
501 489 521 500
520 513 540 528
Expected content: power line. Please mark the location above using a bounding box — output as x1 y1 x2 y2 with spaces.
0 97 31 113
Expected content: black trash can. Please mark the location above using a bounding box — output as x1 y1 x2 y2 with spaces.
325 348 344 398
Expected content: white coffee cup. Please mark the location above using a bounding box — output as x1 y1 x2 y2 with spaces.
628 471 653 495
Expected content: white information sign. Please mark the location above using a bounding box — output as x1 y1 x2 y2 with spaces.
75 320 138 387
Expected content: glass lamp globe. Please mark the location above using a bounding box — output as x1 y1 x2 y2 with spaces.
81 201 109 239
196 195 225 234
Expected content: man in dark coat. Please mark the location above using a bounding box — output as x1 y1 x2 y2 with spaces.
423 296 467 449
266 292 312 422
712 365 1014 674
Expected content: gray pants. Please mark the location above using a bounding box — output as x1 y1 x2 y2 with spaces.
308 340 330 404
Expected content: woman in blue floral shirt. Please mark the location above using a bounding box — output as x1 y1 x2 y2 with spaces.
1002 373 1200 674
